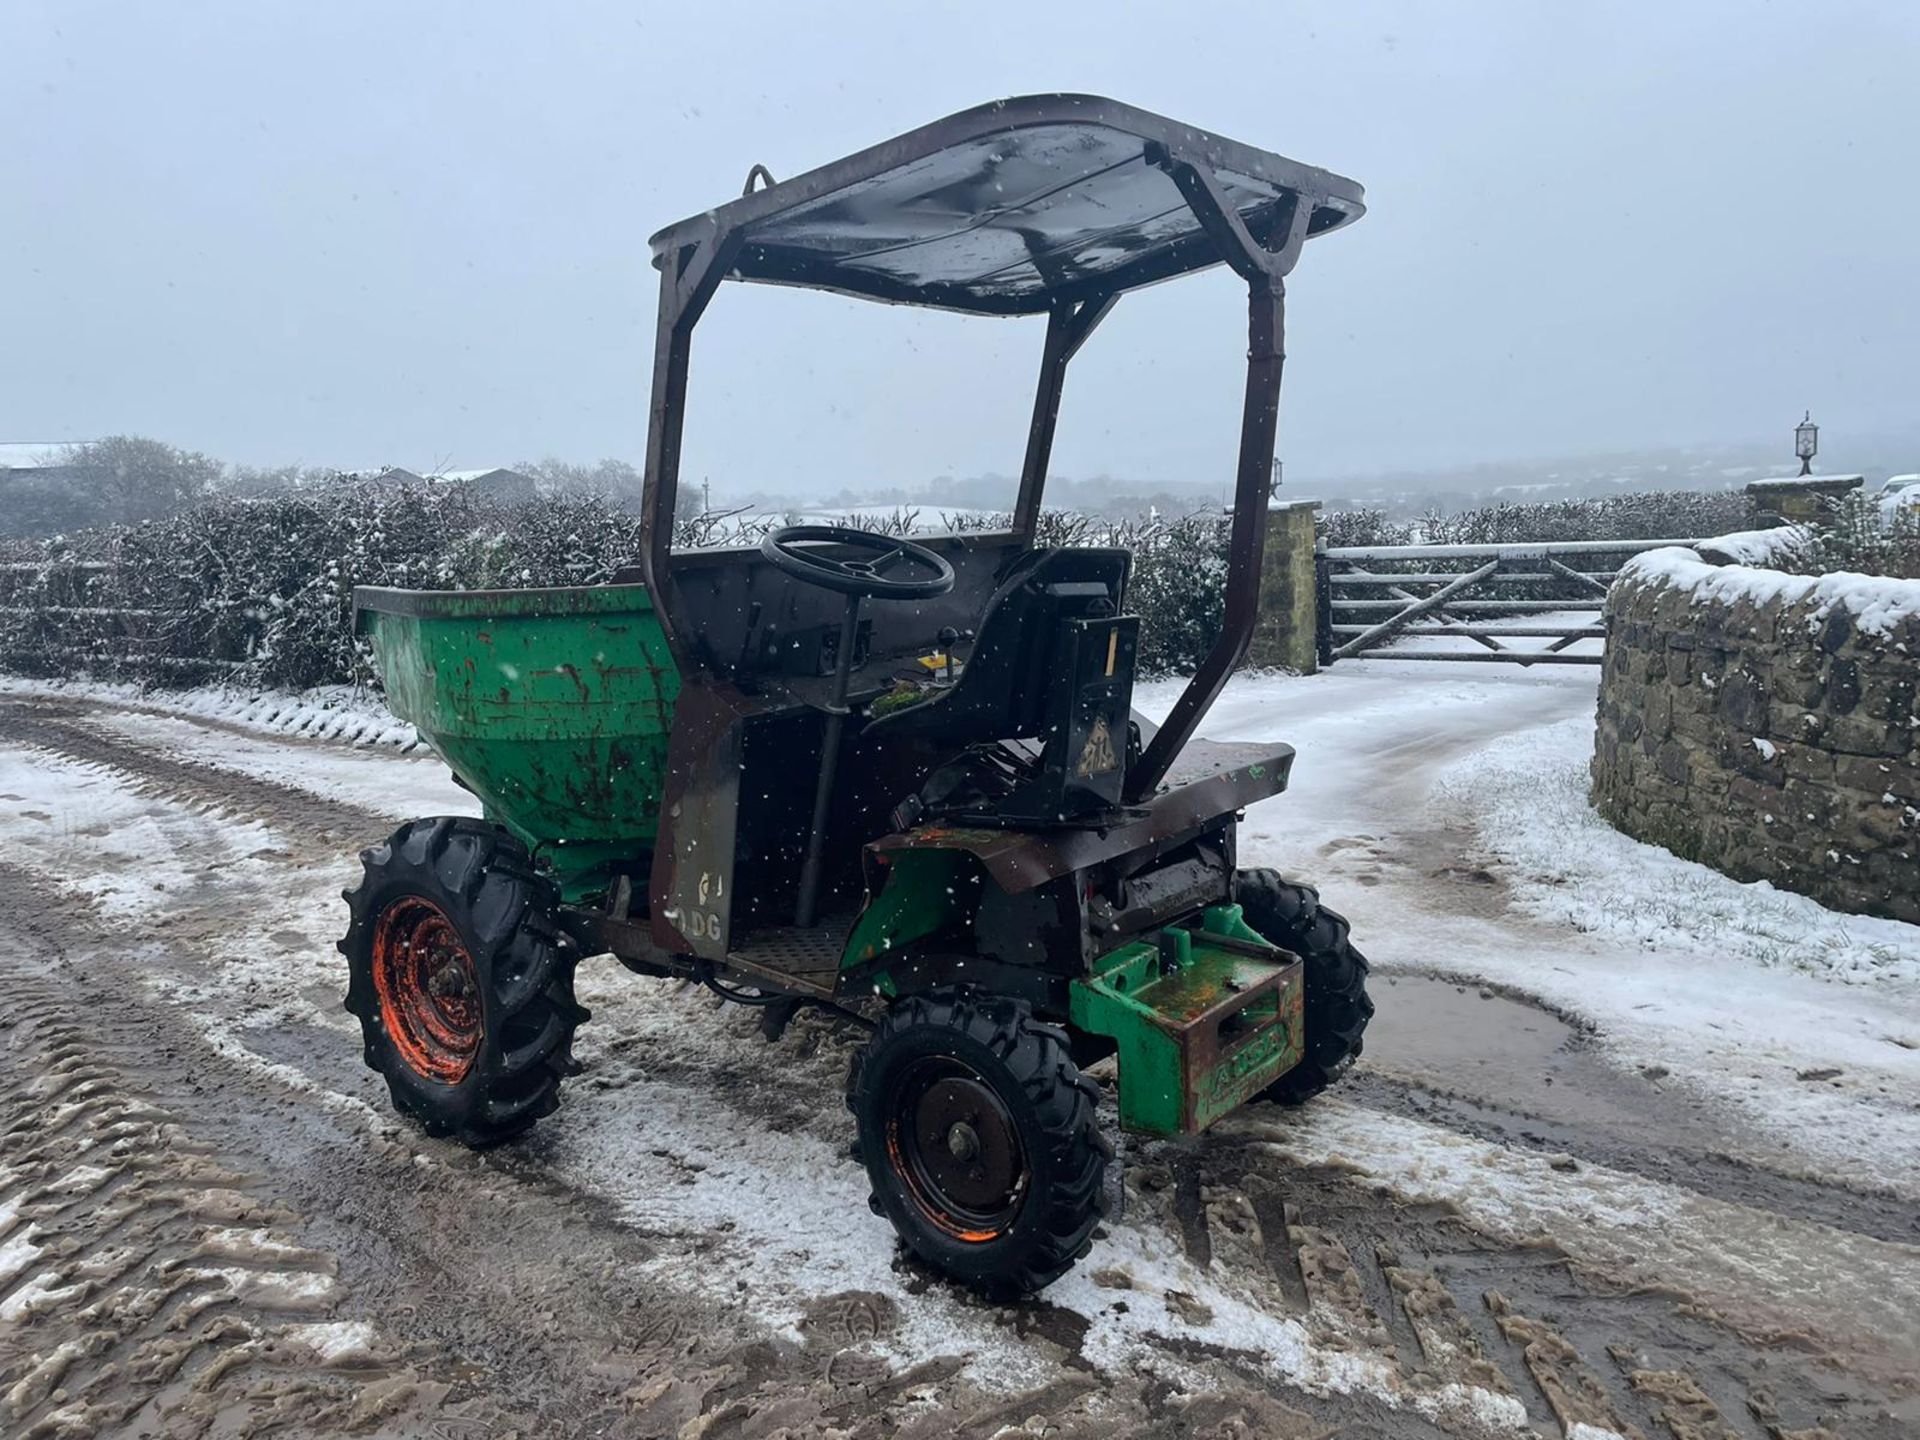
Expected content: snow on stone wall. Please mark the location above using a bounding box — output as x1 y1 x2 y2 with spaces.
1592 539 1920 925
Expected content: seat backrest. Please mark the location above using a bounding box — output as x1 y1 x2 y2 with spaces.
868 547 1129 745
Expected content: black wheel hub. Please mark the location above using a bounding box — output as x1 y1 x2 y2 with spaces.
891 1059 1028 1238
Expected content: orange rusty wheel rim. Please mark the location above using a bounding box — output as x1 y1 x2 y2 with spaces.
372 895 482 1084
885 1056 1027 1243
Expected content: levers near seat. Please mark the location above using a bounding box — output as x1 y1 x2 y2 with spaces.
757 525 956 928
868 548 1140 826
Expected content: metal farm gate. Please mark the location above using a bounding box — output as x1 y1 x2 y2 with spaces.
1314 538 1694 666
0 558 245 682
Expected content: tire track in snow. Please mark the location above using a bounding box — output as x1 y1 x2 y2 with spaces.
0 854 1387 1437
0 980 452 1439
1222 1099 1920 1398
0 699 391 850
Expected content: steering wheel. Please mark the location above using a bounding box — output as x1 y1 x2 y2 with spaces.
760 524 955 600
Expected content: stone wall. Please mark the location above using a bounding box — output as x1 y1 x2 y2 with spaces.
1592 539 1920 924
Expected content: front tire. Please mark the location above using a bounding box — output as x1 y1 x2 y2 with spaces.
340 816 585 1147
847 990 1106 1295
1237 868 1373 1105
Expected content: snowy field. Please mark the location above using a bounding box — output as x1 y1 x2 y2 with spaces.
2 661 1917 1436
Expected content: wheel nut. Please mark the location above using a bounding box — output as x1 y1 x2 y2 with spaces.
946 1122 981 1161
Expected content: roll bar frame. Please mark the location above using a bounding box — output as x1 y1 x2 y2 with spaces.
637 98 1353 801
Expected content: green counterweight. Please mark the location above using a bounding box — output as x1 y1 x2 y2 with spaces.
1071 905 1305 1136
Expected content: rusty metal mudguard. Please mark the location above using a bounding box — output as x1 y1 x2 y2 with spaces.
867 740 1293 896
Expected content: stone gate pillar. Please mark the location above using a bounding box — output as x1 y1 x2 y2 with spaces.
1250 499 1321 674
1745 474 1863 526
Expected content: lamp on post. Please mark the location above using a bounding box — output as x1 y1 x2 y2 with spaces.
1794 411 1818 477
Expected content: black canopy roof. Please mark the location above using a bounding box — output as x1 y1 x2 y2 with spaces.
647 94 1365 316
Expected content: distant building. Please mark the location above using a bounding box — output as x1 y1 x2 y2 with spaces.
0 440 89 482
331 466 428 489
425 467 539 505
325 465 537 504
0 442 95 539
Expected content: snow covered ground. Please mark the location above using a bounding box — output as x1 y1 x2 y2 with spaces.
3 659 1917 1433
13 661 1920 1202
1142 662 1920 1198
0 674 420 751
84 706 464 821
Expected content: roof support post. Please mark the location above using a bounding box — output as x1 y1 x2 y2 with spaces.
1012 293 1118 540
640 226 743 641
1125 158 1309 803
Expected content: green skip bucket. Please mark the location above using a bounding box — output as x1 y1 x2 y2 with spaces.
354 583 681 895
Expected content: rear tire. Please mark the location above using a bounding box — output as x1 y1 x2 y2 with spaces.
1236 868 1373 1106
848 990 1106 1295
340 816 586 1147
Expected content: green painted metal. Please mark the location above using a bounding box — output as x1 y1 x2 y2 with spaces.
840 849 976 984
354 583 679 899
1070 905 1304 1136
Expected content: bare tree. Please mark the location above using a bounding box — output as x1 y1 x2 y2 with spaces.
62 436 223 526
515 456 643 499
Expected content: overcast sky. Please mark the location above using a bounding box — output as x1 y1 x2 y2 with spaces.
3 2 1916 498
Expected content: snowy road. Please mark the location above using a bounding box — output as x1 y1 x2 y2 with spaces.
1 672 1915 1438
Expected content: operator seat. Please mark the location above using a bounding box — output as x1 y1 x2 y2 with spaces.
868 547 1130 746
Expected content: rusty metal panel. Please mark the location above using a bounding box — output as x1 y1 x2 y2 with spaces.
646 681 758 960
870 741 1293 895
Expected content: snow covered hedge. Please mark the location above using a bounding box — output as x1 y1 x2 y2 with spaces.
1319 489 1752 550
1792 491 1920 580
0 482 1760 691
0 485 1238 685
1593 535 1920 925
0 485 639 688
